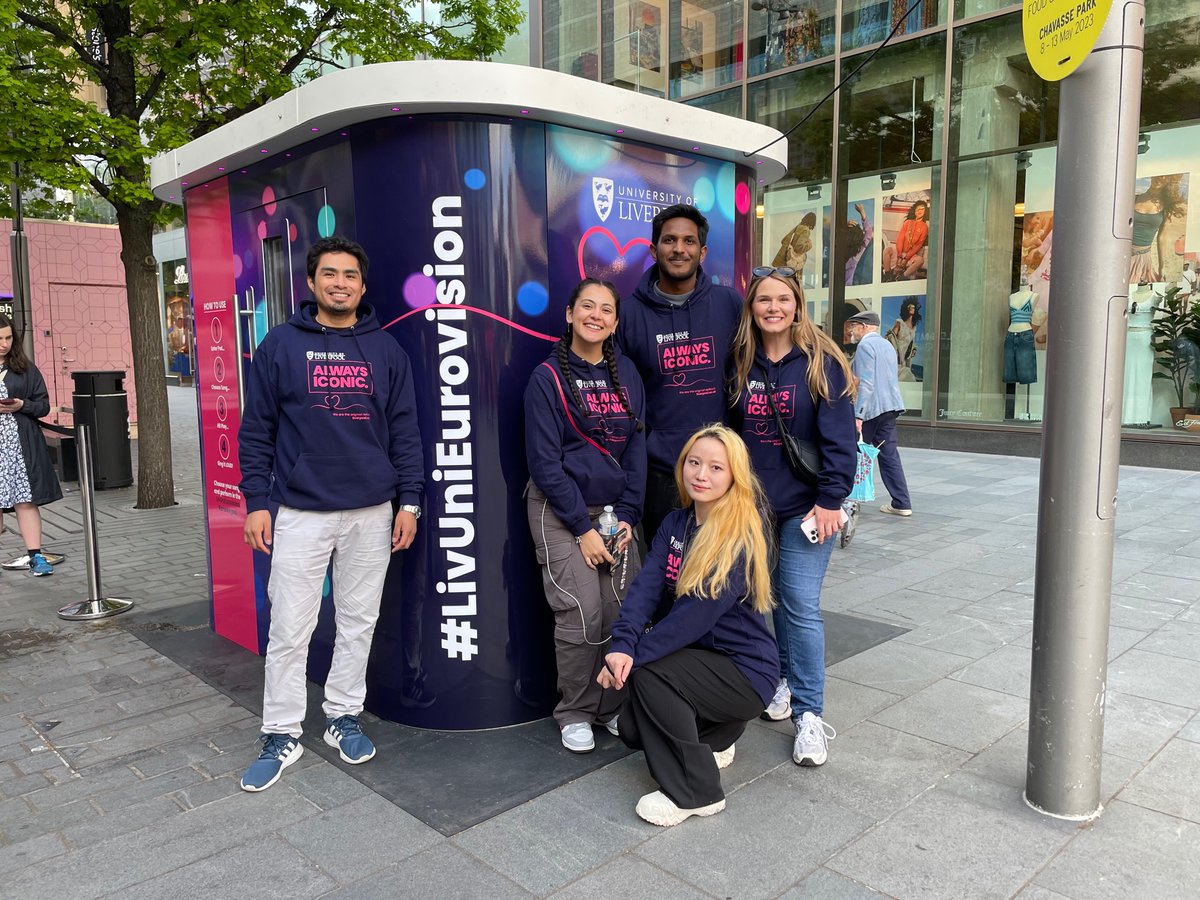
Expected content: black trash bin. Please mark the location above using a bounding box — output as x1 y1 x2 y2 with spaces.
71 370 133 489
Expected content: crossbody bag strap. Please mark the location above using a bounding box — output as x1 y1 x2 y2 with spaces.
758 364 793 441
540 362 620 466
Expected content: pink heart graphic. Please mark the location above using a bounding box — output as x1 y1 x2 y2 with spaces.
577 226 652 285
754 421 770 435
672 373 687 385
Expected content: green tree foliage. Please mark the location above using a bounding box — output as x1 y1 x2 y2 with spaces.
0 0 522 508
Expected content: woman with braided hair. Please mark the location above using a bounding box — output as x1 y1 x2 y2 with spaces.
524 278 647 753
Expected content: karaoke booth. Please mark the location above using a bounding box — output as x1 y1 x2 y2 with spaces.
150 61 787 729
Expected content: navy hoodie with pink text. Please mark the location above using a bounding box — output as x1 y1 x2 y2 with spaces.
616 265 742 472
730 346 857 519
608 508 779 706
524 348 646 537
238 299 423 514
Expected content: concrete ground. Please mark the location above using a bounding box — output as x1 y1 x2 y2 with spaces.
1 385 1198 899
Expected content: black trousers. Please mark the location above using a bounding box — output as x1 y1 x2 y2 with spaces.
640 467 681 553
619 648 763 809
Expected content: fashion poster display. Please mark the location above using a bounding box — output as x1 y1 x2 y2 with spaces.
881 191 931 283
881 294 925 382
769 208 821 287
1130 173 1189 285
1020 210 1053 347
845 198 875 286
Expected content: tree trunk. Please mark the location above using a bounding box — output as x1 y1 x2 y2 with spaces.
115 200 176 509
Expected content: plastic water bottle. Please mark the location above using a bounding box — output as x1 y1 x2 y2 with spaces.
597 506 620 550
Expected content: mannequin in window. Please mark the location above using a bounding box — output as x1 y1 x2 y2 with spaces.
1004 276 1038 417
1123 282 1158 426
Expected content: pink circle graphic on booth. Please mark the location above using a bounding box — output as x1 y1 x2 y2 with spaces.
256 219 267 241
262 186 277 215
735 182 752 215
403 272 437 308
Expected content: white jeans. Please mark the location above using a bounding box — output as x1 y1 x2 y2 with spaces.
261 501 392 737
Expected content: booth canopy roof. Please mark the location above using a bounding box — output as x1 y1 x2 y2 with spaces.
149 60 788 200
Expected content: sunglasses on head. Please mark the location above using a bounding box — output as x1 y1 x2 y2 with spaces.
752 266 796 278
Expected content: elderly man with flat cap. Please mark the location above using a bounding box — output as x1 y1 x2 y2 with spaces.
846 309 912 518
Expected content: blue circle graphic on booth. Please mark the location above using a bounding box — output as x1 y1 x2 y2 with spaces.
716 166 737 221
549 128 615 172
317 204 336 237
517 281 549 317
464 169 487 190
691 177 715 214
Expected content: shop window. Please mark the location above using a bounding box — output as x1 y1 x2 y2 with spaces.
605 0 669 95
748 62 835 186
545 0 600 80
838 34 945 177
842 0 943 52
684 85 743 117
669 0 744 99
747 0 836 76
949 15 1059 157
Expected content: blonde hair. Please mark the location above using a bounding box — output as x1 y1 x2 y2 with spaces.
672 425 774 614
730 272 855 405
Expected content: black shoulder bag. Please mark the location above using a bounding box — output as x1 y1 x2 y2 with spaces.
760 367 822 486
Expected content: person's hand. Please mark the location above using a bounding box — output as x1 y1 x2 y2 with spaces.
812 505 844 543
599 652 634 690
578 529 614 570
616 522 635 553
855 202 866 218
0 397 22 412
392 510 418 552
855 418 864 436
244 509 273 554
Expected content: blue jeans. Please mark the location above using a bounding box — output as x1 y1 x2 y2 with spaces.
772 516 836 719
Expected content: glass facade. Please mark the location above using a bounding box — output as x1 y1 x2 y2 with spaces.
527 0 1200 449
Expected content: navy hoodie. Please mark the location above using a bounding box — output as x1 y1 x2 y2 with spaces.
609 508 780 706
616 265 742 472
731 346 857 519
239 300 423 514
524 348 647 536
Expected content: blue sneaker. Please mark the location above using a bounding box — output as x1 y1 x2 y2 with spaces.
29 552 53 576
240 733 303 792
323 714 376 764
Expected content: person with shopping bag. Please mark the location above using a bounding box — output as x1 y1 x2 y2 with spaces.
846 310 912 518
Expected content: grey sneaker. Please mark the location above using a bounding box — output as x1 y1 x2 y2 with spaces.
880 503 912 517
793 711 835 766
603 715 620 737
840 502 860 548
561 722 595 753
762 678 792 721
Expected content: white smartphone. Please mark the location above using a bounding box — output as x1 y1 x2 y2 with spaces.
801 508 850 544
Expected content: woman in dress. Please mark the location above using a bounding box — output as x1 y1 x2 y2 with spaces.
1129 175 1186 284
0 314 62 576
887 297 923 382
883 200 929 281
598 425 776 826
728 266 857 768
525 278 646 753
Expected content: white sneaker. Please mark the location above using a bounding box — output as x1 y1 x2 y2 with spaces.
635 790 726 827
561 722 595 753
762 678 792 721
793 711 835 766
713 743 736 769
840 501 859 548
603 715 620 737
880 503 912 517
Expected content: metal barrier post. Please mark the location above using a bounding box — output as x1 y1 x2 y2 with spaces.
57 423 134 620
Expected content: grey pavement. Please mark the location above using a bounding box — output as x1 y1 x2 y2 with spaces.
1 386 1198 898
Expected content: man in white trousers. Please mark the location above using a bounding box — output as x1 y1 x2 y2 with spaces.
238 236 424 792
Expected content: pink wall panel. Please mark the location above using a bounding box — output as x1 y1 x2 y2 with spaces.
0 219 136 423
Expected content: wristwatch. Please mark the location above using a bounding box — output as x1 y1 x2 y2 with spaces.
399 504 421 520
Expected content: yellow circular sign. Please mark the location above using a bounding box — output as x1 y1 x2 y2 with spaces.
1023 0 1115 82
